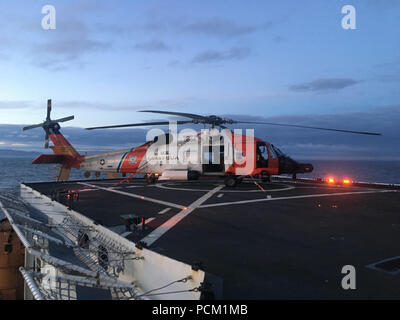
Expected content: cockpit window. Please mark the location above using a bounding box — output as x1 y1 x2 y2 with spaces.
271 144 286 157
269 145 277 158
258 145 268 160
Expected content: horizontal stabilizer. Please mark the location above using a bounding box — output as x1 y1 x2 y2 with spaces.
32 154 74 164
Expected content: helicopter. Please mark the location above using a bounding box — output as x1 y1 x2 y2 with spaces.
23 99 381 187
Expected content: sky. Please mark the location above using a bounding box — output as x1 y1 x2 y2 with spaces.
0 0 399 159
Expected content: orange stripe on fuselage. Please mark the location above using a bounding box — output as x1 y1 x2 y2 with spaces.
119 143 150 173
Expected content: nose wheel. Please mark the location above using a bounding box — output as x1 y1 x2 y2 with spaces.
224 176 237 187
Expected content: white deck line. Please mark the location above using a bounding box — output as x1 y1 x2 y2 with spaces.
198 189 398 208
158 208 171 214
78 182 184 209
141 185 224 246
155 182 294 193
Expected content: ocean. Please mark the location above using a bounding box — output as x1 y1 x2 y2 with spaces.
0 157 94 191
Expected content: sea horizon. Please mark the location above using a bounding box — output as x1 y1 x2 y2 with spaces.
0 157 398 191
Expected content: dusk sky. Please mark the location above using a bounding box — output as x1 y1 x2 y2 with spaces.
0 0 399 159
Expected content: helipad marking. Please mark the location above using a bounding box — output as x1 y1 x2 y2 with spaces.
198 189 397 208
366 256 400 275
78 182 184 209
143 217 155 225
155 182 294 193
141 185 224 246
158 208 171 214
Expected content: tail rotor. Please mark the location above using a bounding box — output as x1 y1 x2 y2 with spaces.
23 99 74 148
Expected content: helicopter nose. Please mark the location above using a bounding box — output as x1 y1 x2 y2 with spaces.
297 162 314 173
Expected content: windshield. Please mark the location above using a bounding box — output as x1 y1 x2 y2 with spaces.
271 144 286 157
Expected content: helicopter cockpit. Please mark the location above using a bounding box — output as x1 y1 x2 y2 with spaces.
256 141 269 168
270 144 287 158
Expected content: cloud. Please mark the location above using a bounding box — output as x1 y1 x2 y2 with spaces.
289 78 360 92
0 101 35 110
372 60 400 82
183 18 272 38
143 16 272 39
29 19 111 70
0 97 202 114
134 40 171 52
11 143 29 147
192 47 251 64
0 124 148 153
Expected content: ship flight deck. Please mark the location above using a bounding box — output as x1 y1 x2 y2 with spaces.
22 177 400 299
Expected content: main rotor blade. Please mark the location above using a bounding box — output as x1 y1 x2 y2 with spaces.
23 123 44 131
234 121 381 136
54 115 74 123
86 120 194 130
138 110 208 121
46 99 52 121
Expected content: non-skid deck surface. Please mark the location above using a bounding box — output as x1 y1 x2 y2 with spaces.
24 178 400 299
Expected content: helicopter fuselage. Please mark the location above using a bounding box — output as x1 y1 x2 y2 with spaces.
77 129 313 181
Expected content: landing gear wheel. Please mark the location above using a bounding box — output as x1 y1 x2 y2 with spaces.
188 170 200 181
224 176 237 187
292 173 297 180
146 174 156 184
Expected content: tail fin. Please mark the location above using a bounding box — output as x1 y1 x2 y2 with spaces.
36 131 81 181
23 99 81 181
49 132 80 157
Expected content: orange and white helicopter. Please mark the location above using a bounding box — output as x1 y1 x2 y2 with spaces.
23 100 380 187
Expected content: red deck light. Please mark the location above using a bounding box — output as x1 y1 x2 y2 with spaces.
342 179 352 185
